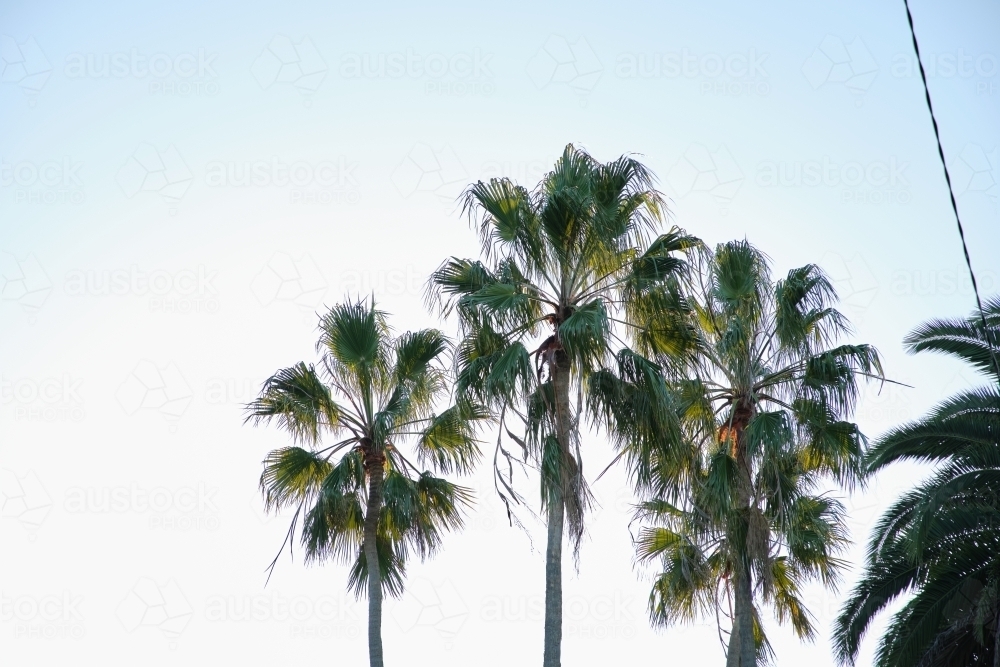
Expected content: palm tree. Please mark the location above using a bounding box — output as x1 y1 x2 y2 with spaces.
630 241 883 667
834 297 1000 667
428 144 698 666
245 298 489 667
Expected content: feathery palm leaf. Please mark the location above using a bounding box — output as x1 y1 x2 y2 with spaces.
833 298 1000 667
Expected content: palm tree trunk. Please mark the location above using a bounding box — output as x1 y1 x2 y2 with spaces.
727 407 756 667
543 349 572 667
726 567 756 667
543 493 564 667
726 595 740 667
364 452 385 667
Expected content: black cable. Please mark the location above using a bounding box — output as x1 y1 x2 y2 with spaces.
902 0 1000 380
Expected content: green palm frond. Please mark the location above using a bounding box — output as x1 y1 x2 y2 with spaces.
260 446 339 511
865 386 1000 472
245 362 341 443
782 495 847 584
793 400 866 487
643 528 716 626
904 295 1000 379
317 298 389 371
427 258 498 313
348 534 407 598
393 328 448 386
712 240 769 318
834 301 1000 667
461 177 542 268
769 557 816 640
559 300 610 371
415 397 490 475
455 322 534 405
301 459 366 564
382 471 474 559
587 349 688 495
774 264 847 355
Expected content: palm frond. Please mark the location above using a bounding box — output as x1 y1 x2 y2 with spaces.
414 397 490 475
245 362 341 443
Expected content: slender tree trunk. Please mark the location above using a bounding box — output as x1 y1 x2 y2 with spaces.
727 404 756 667
364 451 385 667
544 350 572 667
543 492 564 667
726 567 756 667
726 588 740 667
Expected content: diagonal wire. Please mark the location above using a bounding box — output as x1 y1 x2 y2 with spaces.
902 0 1000 381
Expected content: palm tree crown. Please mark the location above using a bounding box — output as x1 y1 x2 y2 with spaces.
245 298 488 667
633 241 884 667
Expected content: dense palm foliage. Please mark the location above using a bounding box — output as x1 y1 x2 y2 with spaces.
234 133 1000 667
428 144 698 666
834 298 1000 667
632 241 884 667
245 299 488 667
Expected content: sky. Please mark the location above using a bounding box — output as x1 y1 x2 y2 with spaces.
1 0 998 664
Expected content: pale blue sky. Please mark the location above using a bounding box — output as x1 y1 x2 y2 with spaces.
2 1 998 665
